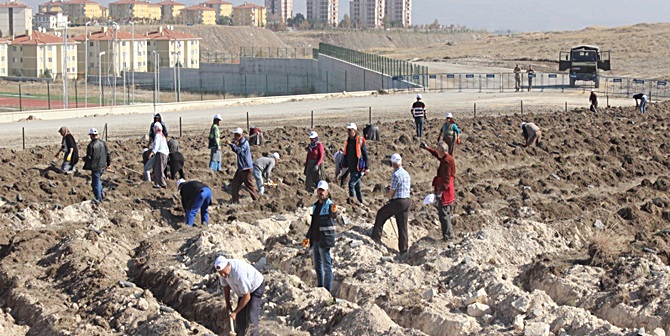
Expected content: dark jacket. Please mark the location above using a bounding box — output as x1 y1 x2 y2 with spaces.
83 139 110 171
306 198 337 249
180 181 210 211
343 135 369 171
63 134 79 166
149 120 168 141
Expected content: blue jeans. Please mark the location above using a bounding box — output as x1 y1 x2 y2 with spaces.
414 116 424 138
348 170 363 203
640 97 648 114
91 169 104 202
185 187 211 226
252 167 264 195
312 245 333 292
209 148 221 171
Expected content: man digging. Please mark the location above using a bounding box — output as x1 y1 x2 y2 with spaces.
215 256 265 336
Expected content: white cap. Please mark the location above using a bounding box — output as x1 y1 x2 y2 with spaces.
272 152 280 160
317 180 329 191
213 114 222 120
520 122 526 129
416 94 422 99
309 131 318 139
346 123 357 131
153 122 163 130
445 113 453 119
177 178 185 188
591 89 595 92
390 153 402 164
232 127 244 134
214 256 229 271
142 148 149 154
89 128 98 135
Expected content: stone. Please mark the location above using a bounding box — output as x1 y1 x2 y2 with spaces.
652 328 666 336
465 288 488 305
593 220 605 230
422 288 436 301
466 303 491 317
481 314 494 325
119 281 136 288
513 315 525 332
512 296 530 313
254 257 267 271
137 298 149 311
524 322 550 336
637 327 646 336
350 241 363 248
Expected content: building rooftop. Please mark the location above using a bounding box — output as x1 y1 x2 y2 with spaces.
12 31 77 45
0 0 30 8
182 4 215 11
73 27 149 41
199 0 231 5
156 0 184 5
62 0 99 4
234 2 264 9
109 0 154 5
145 27 201 40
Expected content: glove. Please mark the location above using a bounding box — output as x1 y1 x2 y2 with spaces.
302 238 310 248
313 165 320 173
66 154 72 162
456 138 461 145
419 142 427 149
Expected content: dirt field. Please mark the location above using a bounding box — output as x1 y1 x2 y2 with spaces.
1 94 669 335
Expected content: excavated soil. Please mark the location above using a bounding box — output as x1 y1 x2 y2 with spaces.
1 101 670 335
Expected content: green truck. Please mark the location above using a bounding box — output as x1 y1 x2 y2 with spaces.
559 45 611 88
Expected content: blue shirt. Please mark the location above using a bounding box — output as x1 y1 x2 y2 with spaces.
230 137 253 170
391 167 411 199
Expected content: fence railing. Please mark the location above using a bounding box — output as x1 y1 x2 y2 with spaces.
201 47 314 64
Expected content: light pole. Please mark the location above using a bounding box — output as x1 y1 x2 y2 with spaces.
171 52 177 101
61 20 70 109
85 21 91 107
130 21 135 104
152 50 160 103
99 51 106 106
112 22 118 106
171 50 181 102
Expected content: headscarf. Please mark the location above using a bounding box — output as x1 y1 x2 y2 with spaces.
309 137 320 150
153 122 163 136
58 126 71 137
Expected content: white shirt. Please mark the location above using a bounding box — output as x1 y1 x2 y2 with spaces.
152 133 169 155
218 260 264 296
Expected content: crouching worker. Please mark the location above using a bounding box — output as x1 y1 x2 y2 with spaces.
178 179 211 226
215 256 265 336
302 181 337 293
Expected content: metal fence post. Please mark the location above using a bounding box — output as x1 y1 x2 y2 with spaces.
180 117 182 137
474 103 477 120
369 106 372 125
200 78 203 101
22 127 25 150
521 100 524 114
246 112 250 131
75 80 79 108
565 102 567 113
47 81 51 109
222 75 226 99
311 111 314 128
18 84 22 111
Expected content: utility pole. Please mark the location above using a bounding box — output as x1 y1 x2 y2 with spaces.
61 20 70 109
85 21 91 107
130 21 135 104
99 51 106 106
111 21 118 106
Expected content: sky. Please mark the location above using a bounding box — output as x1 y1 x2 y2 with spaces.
20 0 670 32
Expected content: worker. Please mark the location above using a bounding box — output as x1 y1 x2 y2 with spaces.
55 126 79 174
633 93 648 114
334 148 348 187
420 141 456 241
208 114 222 171
589 90 598 112
149 122 169 188
411 94 427 138
166 139 185 180
82 128 110 203
363 124 380 141
249 125 264 146
513 64 522 92
148 113 168 145
227 128 259 203
526 65 535 91
342 123 370 205
177 179 211 226
520 122 542 147
371 153 411 254
214 256 265 336
437 113 461 157
252 153 280 195
302 181 337 293
305 131 324 193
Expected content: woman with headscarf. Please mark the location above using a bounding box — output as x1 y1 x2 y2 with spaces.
149 122 169 188
148 113 168 145
304 131 325 192
54 126 79 174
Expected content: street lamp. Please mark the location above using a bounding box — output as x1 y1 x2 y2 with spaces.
130 21 135 104
152 50 160 103
85 21 91 107
99 51 106 106
111 22 119 106
170 51 180 102
61 20 71 109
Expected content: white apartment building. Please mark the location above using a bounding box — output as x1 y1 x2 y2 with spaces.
385 0 410 27
33 11 67 31
306 0 337 27
0 0 32 37
74 27 149 77
265 0 291 23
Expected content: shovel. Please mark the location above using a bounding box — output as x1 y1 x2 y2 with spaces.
229 308 237 336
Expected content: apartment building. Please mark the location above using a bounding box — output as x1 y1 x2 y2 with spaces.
109 0 161 23
306 0 337 27
8 30 77 78
38 0 63 13
180 5 215 25
385 0 410 27
232 2 266 27
265 0 291 23
199 0 232 19
61 0 103 23
74 27 148 76
156 0 183 23
349 0 384 28
145 26 200 70
0 0 32 37
0 38 8 76
34 11 68 31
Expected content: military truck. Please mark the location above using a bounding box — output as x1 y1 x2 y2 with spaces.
559 45 611 88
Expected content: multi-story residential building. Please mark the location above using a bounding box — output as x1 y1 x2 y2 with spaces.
109 0 161 23
265 0 291 23
8 30 77 78
0 38 9 76
349 0 384 28
145 26 200 70
0 0 32 37
34 11 68 31
199 0 231 19
232 2 265 27
385 0 410 27
38 0 63 13
61 0 103 23
306 0 337 27
74 27 148 76
180 5 215 25
156 0 183 23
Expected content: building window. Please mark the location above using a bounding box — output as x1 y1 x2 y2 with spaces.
90 42 94 46
48 57 53 62
12 47 16 51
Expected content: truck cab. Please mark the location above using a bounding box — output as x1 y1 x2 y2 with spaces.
559 45 610 88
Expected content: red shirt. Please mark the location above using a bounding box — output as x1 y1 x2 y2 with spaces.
426 147 456 205
305 142 325 166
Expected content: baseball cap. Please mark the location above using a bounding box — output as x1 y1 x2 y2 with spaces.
213 114 222 120
390 153 402 164
272 152 280 160
214 256 229 271
309 131 318 139
445 113 453 119
232 127 244 134
317 180 329 191
520 122 526 129
89 128 98 135
346 123 357 131
416 94 422 99
177 178 185 188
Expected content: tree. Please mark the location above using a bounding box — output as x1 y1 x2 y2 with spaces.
289 13 305 28
429 19 440 30
382 15 391 29
339 14 352 29
216 16 231 25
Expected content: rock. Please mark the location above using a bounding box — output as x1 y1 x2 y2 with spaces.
422 288 436 301
15 213 26 221
513 315 525 332
466 303 491 317
643 247 658 254
637 327 646 336
136 298 149 311
380 256 394 262
119 281 136 288
350 241 363 248
524 322 550 336
465 288 488 305
512 296 530 313
69 187 77 195
617 206 635 220
551 174 561 181
16 194 23 202
159 305 175 313
652 328 666 336
593 220 605 230
481 314 494 325
254 257 267 271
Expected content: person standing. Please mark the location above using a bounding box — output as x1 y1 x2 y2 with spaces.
249 125 264 146
420 141 456 241
371 154 411 254
149 122 169 188
166 139 185 180
513 64 522 92
526 65 535 91
214 256 265 336
148 113 168 146
437 113 461 157
305 131 325 193
82 128 110 203
252 153 280 195
55 126 79 174
209 114 222 171
589 90 598 112
633 93 648 114
334 148 348 187
342 123 370 205
228 128 259 203
302 181 337 293
411 94 427 138
178 179 211 226
520 122 542 147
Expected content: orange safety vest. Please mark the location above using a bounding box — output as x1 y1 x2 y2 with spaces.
343 135 365 158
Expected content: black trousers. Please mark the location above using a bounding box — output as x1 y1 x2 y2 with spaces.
372 198 411 253
437 203 452 240
236 281 265 336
